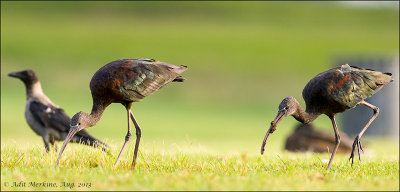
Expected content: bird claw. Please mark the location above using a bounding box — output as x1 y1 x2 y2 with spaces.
349 136 363 165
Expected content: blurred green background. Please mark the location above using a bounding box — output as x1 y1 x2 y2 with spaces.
1 2 399 155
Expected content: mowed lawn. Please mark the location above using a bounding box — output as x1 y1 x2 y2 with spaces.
1 1 399 191
1 138 399 191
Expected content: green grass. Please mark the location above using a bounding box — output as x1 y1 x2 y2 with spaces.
1 1 399 191
1 138 399 191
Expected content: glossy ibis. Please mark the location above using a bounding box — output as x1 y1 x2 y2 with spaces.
261 64 393 171
8 70 109 152
285 124 353 154
56 58 187 168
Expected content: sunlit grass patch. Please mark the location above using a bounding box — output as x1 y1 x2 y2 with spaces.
1 141 398 191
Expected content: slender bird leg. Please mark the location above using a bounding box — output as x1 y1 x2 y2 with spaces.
42 134 50 153
326 115 341 171
114 104 133 167
349 101 379 165
50 137 57 152
53 143 58 152
130 111 142 169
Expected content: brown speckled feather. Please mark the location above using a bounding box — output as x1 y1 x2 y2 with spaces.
90 58 187 105
302 64 393 115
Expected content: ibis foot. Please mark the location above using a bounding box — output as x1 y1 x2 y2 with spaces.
349 135 363 165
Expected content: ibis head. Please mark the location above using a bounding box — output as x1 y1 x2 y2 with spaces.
56 111 91 166
261 96 299 154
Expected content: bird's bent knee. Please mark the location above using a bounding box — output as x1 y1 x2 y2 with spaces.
336 135 341 143
373 107 380 115
125 133 132 141
136 128 141 137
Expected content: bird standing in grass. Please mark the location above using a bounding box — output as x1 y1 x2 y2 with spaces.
260 64 393 171
56 58 187 168
8 70 109 152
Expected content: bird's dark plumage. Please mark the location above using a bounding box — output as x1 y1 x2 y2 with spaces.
56 58 187 168
29 101 69 132
90 58 187 105
28 101 103 143
261 64 393 171
303 64 393 115
8 70 108 152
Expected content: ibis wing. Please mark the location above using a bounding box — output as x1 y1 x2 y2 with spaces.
121 64 179 98
327 66 390 109
302 65 392 114
29 101 70 132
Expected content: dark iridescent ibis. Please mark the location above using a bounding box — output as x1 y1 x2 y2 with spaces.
261 64 393 171
8 70 109 152
285 124 353 154
56 58 187 168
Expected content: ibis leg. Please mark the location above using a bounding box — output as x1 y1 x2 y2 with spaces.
130 111 142 169
349 101 379 164
114 105 133 167
326 115 341 171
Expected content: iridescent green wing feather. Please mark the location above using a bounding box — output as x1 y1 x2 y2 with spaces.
330 64 392 108
119 59 182 100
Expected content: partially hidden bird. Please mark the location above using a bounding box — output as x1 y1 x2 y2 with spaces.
260 64 393 171
56 58 187 168
8 70 109 152
285 124 354 154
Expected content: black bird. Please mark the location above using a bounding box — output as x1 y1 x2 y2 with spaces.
8 70 109 152
261 64 393 171
285 124 354 154
56 58 187 169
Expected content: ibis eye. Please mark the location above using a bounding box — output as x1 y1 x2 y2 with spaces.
284 107 289 110
78 123 81 125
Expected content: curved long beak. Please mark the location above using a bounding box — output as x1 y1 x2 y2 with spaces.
56 125 79 166
261 110 286 155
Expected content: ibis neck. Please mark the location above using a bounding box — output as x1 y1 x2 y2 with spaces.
89 103 106 127
292 104 320 124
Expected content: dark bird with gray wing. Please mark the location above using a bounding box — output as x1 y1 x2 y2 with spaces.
260 64 393 171
56 58 187 169
8 70 109 152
